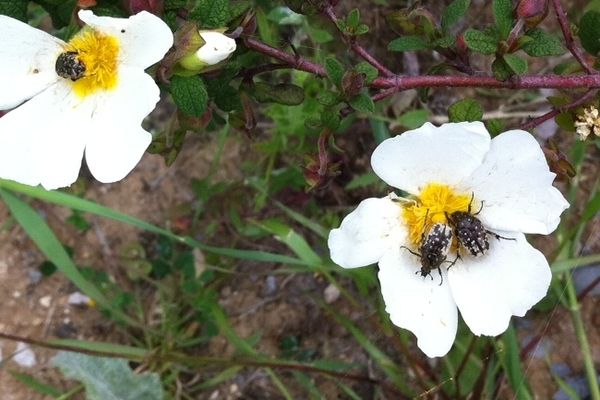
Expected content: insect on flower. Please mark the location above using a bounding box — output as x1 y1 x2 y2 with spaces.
55 51 86 81
401 211 456 285
446 193 515 257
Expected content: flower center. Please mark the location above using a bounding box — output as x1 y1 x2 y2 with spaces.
62 29 120 98
402 183 472 246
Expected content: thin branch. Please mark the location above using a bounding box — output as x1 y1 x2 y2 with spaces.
551 0 596 74
322 5 394 77
244 37 600 90
520 89 597 129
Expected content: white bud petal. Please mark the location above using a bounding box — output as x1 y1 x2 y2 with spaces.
196 31 237 65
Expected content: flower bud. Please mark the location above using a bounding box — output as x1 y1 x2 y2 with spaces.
178 30 237 73
516 0 549 27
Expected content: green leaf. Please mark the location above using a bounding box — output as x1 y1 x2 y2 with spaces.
53 352 164 400
441 0 471 33
170 75 208 117
503 53 528 74
463 29 498 54
349 93 375 113
397 109 430 129
580 10 600 55
486 118 505 135
388 36 430 52
37 0 77 28
191 0 229 28
494 0 514 39
0 0 28 20
492 57 512 80
347 8 360 28
521 28 565 56
317 91 340 106
252 83 305 105
354 62 378 83
448 98 483 122
324 56 344 86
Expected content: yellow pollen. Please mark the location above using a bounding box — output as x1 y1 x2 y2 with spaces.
65 29 120 98
402 183 473 246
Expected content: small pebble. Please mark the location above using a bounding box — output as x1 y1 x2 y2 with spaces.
39 295 52 308
12 291 21 299
324 283 341 304
13 343 36 368
67 292 92 306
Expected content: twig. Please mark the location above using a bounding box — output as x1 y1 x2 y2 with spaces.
243 38 600 90
322 5 394 77
551 0 596 74
520 89 597 129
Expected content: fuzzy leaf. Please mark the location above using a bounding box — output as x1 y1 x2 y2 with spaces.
349 93 375 113
191 0 229 28
464 29 497 54
494 0 514 39
0 0 28 20
325 57 344 86
53 352 164 400
441 0 471 33
171 75 209 117
347 8 360 28
388 35 430 51
579 11 600 55
448 98 483 122
521 28 565 56
354 62 378 83
503 53 528 74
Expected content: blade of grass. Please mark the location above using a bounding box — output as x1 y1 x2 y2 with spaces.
0 180 311 267
9 371 62 397
0 189 139 328
499 324 533 400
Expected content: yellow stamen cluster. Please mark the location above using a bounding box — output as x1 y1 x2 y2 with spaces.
66 29 120 98
403 183 472 246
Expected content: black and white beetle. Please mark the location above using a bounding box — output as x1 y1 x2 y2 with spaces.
55 51 86 81
401 211 457 285
446 193 514 257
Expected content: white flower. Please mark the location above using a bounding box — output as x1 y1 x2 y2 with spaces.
574 105 600 141
0 10 173 190
196 31 236 65
328 122 569 358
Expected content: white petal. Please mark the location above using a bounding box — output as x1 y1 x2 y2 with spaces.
459 130 569 234
328 196 405 268
84 67 155 183
78 10 173 69
197 31 237 65
0 15 64 110
448 233 551 336
378 246 458 358
371 122 491 194
0 83 90 190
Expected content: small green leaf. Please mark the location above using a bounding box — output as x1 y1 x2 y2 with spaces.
464 29 498 54
349 93 375 113
325 56 344 86
433 36 456 48
397 109 430 129
388 36 430 51
0 0 28 20
252 83 305 105
580 11 600 55
448 98 483 122
317 91 340 106
347 8 360 28
486 119 505 135
492 57 512 80
503 53 528 74
521 28 565 56
191 0 229 28
441 0 471 33
354 24 369 35
321 110 341 131
354 62 378 83
170 75 208 117
53 352 164 400
493 0 514 39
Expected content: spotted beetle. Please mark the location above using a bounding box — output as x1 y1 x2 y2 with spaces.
401 212 457 285
447 193 514 257
55 51 86 81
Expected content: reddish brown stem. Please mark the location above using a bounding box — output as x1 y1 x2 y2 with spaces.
520 89 597 130
322 5 394 77
551 0 596 74
244 37 600 90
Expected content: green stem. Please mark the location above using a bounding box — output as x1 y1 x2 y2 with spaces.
564 272 600 400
